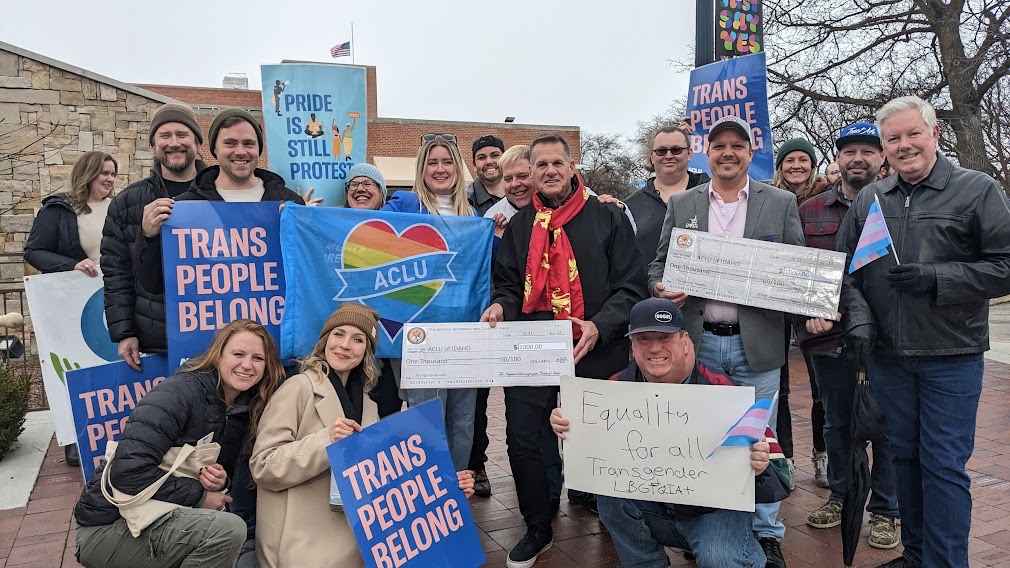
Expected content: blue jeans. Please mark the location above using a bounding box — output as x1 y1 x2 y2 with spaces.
390 359 477 470
697 331 785 541
870 353 983 567
598 496 765 567
811 353 899 516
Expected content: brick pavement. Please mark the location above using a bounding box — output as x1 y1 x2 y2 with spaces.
4 351 1010 567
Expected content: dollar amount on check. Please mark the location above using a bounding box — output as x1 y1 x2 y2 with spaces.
400 321 575 388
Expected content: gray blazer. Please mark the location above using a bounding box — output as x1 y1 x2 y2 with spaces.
647 178 804 372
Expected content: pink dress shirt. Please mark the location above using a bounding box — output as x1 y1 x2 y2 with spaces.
704 180 749 323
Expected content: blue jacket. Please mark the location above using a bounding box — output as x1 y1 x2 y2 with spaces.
382 191 426 214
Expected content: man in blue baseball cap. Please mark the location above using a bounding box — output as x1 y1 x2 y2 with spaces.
798 121 900 552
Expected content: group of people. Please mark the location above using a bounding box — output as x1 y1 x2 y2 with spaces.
22 93 1010 568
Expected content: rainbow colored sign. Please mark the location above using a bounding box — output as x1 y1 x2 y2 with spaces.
716 0 763 59
279 205 493 359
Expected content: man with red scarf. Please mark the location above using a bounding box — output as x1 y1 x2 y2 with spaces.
482 134 647 568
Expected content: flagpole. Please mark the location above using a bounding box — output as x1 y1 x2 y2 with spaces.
351 22 356 64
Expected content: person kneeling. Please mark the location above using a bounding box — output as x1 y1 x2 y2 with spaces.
550 298 791 568
251 304 474 568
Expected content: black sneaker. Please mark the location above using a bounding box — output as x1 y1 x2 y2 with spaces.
758 537 786 568
473 468 492 498
876 558 912 568
65 443 80 467
506 529 552 568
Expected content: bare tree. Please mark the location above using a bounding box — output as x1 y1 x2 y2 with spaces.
579 133 647 199
764 0 1010 188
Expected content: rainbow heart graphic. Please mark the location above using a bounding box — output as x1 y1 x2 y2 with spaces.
335 220 457 341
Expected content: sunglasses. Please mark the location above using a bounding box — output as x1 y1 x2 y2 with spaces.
421 133 458 146
652 146 689 157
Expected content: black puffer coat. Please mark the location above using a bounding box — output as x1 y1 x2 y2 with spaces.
73 370 251 527
23 194 87 273
100 161 206 352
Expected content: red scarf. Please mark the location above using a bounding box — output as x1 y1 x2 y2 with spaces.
522 179 588 338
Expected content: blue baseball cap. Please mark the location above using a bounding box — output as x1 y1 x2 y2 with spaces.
836 121 881 150
627 298 686 336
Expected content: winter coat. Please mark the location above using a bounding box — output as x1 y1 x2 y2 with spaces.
23 194 87 273
250 367 379 568
73 370 252 527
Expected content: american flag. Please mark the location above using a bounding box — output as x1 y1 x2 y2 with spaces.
330 41 351 58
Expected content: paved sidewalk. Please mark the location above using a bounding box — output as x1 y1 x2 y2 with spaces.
4 352 1010 567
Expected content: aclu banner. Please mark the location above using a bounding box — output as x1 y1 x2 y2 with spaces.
327 400 485 568
24 271 123 445
162 202 285 371
686 52 774 181
260 63 367 207
66 355 170 482
280 205 492 359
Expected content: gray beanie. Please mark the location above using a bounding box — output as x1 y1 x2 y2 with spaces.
149 103 204 146
345 163 387 198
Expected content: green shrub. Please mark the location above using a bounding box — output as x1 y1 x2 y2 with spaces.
0 366 30 461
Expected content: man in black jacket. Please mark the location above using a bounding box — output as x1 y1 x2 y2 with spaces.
101 104 206 369
481 134 647 568
838 96 1010 568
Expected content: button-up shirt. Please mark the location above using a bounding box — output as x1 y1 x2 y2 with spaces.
704 180 749 323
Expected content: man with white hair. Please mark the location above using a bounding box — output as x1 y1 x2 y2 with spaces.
837 95 1010 568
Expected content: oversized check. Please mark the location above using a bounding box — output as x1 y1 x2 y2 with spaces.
662 228 846 319
560 375 755 511
400 321 574 388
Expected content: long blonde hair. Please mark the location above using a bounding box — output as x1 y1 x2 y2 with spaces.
181 319 285 439
69 151 117 214
300 328 379 391
413 141 474 216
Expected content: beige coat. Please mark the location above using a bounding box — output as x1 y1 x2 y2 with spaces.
251 368 378 568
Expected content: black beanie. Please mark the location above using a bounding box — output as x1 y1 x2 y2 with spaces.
149 103 203 146
775 138 817 169
471 135 505 159
208 108 264 157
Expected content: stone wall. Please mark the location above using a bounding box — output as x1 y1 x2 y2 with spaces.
0 47 168 284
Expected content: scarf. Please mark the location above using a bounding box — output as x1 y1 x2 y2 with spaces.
522 178 589 338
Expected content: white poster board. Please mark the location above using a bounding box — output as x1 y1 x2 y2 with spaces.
560 375 756 512
24 272 121 445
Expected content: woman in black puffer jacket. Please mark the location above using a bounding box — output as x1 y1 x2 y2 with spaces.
73 319 285 568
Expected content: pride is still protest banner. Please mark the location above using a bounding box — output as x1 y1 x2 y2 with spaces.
260 63 368 207
327 400 485 568
161 202 285 371
686 52 774 181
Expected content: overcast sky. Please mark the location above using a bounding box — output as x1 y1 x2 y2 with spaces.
3 1 695 141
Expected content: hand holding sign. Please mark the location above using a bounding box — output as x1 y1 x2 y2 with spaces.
330 417 363 442
199 464 228 492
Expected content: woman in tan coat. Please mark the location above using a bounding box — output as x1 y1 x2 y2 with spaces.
251 304 474 568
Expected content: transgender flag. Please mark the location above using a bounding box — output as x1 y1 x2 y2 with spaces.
708 394 776 458
848 194 897 273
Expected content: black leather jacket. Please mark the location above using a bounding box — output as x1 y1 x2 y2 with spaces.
838 155 1010 356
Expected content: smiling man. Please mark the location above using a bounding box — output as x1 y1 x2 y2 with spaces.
482 133 646 568
648 115 803 568
550 297 789 568
838 96 1010 568
466 134 506 216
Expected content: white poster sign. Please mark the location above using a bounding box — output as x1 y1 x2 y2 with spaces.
560 375 756 512
24 272 121 445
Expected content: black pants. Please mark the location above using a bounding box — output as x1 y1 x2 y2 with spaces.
776 331 826 458
505 385 561 534
803 348 826 453
468 388 490 470
372 359 404 418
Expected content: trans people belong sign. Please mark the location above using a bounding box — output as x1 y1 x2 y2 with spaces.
280 205 492 359
162 202 285 371
260 63 367 207
327 400 485 568
686 52 774 181
66 355 170 482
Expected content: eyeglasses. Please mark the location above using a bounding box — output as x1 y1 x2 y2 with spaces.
652 146 689 157
347 180 378 190
421 133 458 146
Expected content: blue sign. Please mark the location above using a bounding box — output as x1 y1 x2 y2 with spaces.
161 202 285 371
686 52 774 181
326 400 485 568
261 63 368 207
279 205 492 359
66 355 170 482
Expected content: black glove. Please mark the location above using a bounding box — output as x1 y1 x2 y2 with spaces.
844 323 875 370
887 263 937 294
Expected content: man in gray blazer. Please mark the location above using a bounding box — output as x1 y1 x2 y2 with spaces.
647 115 804 568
